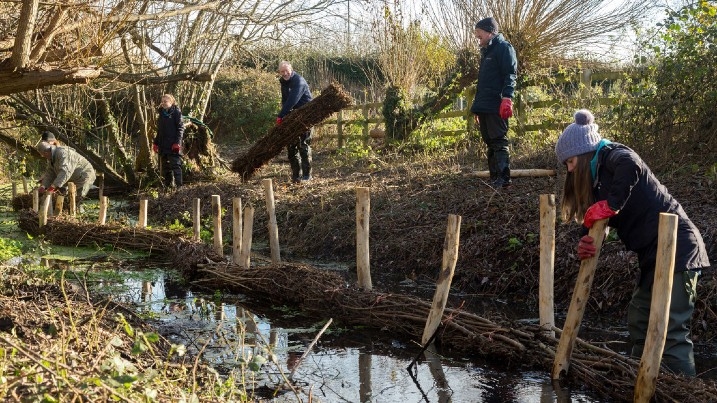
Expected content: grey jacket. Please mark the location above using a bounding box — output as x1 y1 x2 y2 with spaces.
41 145 95 192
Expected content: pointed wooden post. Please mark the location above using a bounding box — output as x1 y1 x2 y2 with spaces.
263 179 280 264
22 177 28 194
232 198 243 265
240 205 254 269
138 199 148 228
67 183 76 217
552 219 608 379
32 188 39 212
98 196 108 225
54 193 64 216
211 195 223 256
539 194 556 337
39 193 52 228
421 214 461 345
97 172 104 201
634 213 678 402
356 187 372 290
193 198 201 241
11 182 17 199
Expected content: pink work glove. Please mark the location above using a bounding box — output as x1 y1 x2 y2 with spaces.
171 143 181 153
276 117 283 125
499 98 513 119
583 200 617 229
577 235 596 260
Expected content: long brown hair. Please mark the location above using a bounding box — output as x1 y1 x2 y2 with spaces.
560 152 595 224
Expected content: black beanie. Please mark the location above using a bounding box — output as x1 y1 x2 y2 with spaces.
475 17 499 34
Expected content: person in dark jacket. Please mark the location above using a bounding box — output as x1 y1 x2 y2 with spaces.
276 61 314 183
153 94 184 187
555 109 710 376
471 17 518 189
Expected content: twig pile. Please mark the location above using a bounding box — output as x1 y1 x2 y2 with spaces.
17 210 223 275
230 81 353 179
194 262 717 403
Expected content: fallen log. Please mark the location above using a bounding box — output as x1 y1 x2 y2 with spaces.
230 81 353 179
470 169 556 178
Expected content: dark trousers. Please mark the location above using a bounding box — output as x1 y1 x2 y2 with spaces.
628 270 700 376
288 132 312 180
161 153 183 187
477 113 510 183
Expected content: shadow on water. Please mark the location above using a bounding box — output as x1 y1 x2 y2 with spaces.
68 261 613 403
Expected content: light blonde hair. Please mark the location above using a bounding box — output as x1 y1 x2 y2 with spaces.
161 94 176 105
559 152 595 224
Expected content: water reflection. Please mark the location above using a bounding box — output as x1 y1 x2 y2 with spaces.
100 269 604 402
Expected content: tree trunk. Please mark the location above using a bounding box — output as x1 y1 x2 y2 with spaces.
10 0 39 69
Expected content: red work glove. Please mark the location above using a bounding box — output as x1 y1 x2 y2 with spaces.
171 143 180 153
38 186 46 194
499 98 513 119
583 200 617 229
577 235 597 260
152 143 159 153
276 117 283 125
46 186 56 193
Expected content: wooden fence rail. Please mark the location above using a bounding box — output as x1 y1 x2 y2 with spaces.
316 69 629 146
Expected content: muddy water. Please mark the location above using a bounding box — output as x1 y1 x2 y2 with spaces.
99 267 607 402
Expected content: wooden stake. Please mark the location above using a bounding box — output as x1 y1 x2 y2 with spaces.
32 188 39 212
11 182 17 199
138 199 148 228
39 193 52 228
232 198 243 265
356 187 372 290
552 219 608 379
98 172 104 201
634 213 678 403
98 196 108 225
22 177 28 194
539 194 556 337
421 214 461 345
240 205 254 269
211 195 223 256
54 194 64 216
193 198 201 241
262 179 280 264
67 183 76 217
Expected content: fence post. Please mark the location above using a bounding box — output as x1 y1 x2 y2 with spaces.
211 195 223 256
421 214 462 345
240 205 255 269
98 196 108 225
362 104 370 147
539 194 556 338
232 198 243 265
337 109 344 148
580 69 592 99
193 198 201 241
356 187 372 290
138 199 148 228
67 183 76 217
263 179 280 264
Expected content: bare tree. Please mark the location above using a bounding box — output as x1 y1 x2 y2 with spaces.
425 0 654 71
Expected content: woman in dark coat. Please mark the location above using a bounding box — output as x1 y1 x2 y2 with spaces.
153 94 184 187
555 109 710 376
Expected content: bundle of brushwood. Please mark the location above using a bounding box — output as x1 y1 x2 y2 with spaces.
194 262 717 403
231 81 353 179
17 210 223 274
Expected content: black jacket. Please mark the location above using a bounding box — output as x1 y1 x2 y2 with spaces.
154 105 184 154
470 34 518 115
278 72 313 118
594 143 710 282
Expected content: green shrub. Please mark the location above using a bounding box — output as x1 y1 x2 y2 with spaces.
206 68 279 147
0 237 22 262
